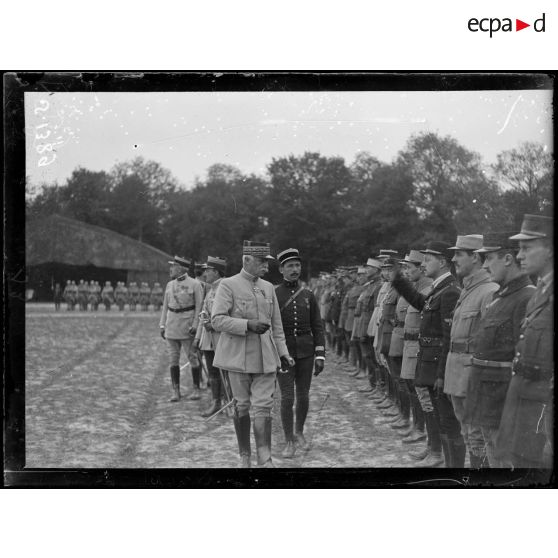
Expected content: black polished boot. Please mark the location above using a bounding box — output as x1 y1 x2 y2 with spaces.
253 417 274 467
233 414 252 468
201 398 222 418
440 434 452 467
450 438 467 468
169 365 180 402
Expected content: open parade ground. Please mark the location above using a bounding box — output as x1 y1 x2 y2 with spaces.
26 303 424 469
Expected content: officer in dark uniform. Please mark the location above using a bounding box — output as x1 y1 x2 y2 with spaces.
275 248 325 458
463 231 535 467
496 214 553 468
392 241 461 467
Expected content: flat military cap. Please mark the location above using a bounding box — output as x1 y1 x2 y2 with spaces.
277 248 301 265
475 232 518 253
509 214 553 240
366 258 383 269
243 240 274 259
377 249 399 260
203 256 227 274
194 262 205 270
402 250 424 265
420 241 453 261
380 257 399 268
449 235 484 251
168 255 191 268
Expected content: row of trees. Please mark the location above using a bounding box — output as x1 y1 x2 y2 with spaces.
26 133 553 277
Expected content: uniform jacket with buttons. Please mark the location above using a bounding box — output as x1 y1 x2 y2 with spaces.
329 285 346 325
444 269 499 397
464 274 534 428
160 273 203 339
401 276 433 379
376 284 399 354
338 284 352 330
388 290 410 358
496 275 553 464
275 280 325 360
353 277 382 340
367 280 390 338
393 273 460 387
195 277 223 351
211 269 289 374
343 283 365 333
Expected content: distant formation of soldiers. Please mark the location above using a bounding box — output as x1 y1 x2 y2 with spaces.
58 280 164 311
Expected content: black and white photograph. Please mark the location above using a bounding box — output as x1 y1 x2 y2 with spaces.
5 72 554 485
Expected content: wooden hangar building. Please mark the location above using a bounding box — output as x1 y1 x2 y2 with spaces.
26 214 172 301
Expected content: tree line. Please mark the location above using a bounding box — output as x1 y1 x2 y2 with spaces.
26 132 553 278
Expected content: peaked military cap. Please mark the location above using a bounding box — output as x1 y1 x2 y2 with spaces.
380 257 399 268
168 255 191 268
509 214 553 241
366 258 383 269
420 241 453 261
243 240 274 259
277 248 301 265
475 232 518 253
204 256 227 274
377 249 399 260
449 234 484 251
402 250 424 265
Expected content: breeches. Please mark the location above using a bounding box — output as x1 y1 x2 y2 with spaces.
228 371 276 418
166 338 194 367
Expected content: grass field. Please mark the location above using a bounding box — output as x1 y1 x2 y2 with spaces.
25 303 424 468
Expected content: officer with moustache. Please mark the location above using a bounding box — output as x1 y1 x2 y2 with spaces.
275 248 325 458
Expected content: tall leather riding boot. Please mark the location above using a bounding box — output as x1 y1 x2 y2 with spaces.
169 365 180 402
233 414 252 468
253 416 274 467
440 434 452 467
201 369 222 417
280 400 294 442
468 450 488 469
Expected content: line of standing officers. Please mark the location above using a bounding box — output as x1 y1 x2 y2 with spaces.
314 213 553 469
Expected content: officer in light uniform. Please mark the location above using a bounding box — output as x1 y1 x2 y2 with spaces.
160 256 204 402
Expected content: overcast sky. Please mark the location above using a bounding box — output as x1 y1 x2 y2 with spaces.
25 89 552 189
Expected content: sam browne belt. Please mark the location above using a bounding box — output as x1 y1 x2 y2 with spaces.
168 305 195 313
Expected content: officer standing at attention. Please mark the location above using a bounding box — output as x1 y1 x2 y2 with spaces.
497 214 554 468
128 281 139 311
211 241 294 468
463 232 535 467
274 248 325 458
160 256 204 402
101 281 114 311
77 279 88 311
445 235 499 468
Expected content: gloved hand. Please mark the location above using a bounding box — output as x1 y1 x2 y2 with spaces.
280 355 295 372
247 320 271 334
192 338 199 350
314 359 325 376
188 326 197 336
160 328 166 340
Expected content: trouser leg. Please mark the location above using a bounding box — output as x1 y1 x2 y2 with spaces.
294 357 314 434
277 366 295 442
452 394 486 468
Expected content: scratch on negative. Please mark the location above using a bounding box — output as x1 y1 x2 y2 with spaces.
497 94 523 135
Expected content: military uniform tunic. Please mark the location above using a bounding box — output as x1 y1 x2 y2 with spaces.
400 276 433 380
464 274 534 428
353 278 381 340
388 291 410 358
344 283 365 333
368 280 390 339
496 273 553 466
160 274 203 339
444 269 498 397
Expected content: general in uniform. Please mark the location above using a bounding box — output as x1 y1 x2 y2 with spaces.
274 248 325 458
211 241 293 468
159 256 204 402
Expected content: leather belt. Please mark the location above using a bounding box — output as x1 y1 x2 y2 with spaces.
404 332 420 341
168 305 195 313
512 359 553 381
418 336 443 347
450 341 474 353
472 357 512 369
285 328 312 337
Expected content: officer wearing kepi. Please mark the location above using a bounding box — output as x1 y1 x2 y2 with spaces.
160 256 204 402
496 214 554 468
274 248 325 458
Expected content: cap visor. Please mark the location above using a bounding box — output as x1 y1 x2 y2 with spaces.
509 232 544 240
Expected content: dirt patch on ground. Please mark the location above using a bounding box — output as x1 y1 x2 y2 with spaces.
26 304 427 468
